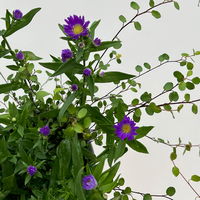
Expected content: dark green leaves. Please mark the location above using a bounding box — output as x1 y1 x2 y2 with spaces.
169 91 179 102
192 104 198 114
173 71 184 82
130 1 140 10
89 20 100 39
151 10 161 19
51 60 83 77
4 8 41 37
143 194 152 200
174 1 180 10
23 51 42 61
172 166 179 177
0 83 21 94
0 49 10 58
149 0 155 7
166 187 176 196
127 140 149 153
95 71 135 83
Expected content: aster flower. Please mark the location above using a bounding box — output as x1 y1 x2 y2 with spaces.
82 174 97 190
83 68 92 76
114 115 138 140
61 49 73 62
27 165 37 176
71 84 78 91
99 71 104 77
64 15 90 40
40 125 50 136
13 9 23 20
16 51 24 60
93 38 101 46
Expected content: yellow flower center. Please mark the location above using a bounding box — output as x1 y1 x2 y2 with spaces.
73 24 83 35
122 124 131 134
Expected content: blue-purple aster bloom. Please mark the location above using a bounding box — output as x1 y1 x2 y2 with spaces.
13 9 23 20
71 84 78 91
93 38 101 46
82 174 97 190
61 49 73 62
83 68 92 76
16 51 24 60
114 115 138 140
40 125 50 136
64 15 90 40
27 165 37 176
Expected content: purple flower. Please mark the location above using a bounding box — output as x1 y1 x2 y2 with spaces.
13 9 23 20
99 71 104 77
83 68 92 76
93 38 101 46
40 125 50 136
82 175 97 190
27 165 37 176
61 49 73 62
16 51 24 60
71 84 78 91
64 15 90 40
114 115 138 140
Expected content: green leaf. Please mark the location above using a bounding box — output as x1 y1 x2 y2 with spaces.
134 21 142 31
186 62 194 70
158 53 169 62
130 1 140 10
4 8 41 37
0 83 21 94
191 175 200 182
25 175 31 185
170 152 177 161
178 82 186 91
135 126 154 139
184 93 190 102
58 92 78 120
114 140 126 161
127 140 149 153
149 0 155 7
89 20 101 39
143 194 152 200
166 187 176 196
75 167 86 200
23 51 42 61
169 91 179 102
174 1 180 10
135 65 143 72
192 77 200 84
36 91 49 101
119 15 126 23
186 82 195 90
39 62 61 71
91 41 122 51
0 136 11 163
87 75 95 99
93 156 106 180
95 71 135 83
163 82 173 91
51 60 84 77
173 71 184 82
151 10 161 19
77 108 88 119
192 104 198 114
172 166 179 177
144 62 151 69
0 50 10 58
140 92 151 102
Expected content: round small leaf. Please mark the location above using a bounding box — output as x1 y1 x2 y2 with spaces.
172 166 179 177
130 1 140 10
143 194 152 200
192 104 198 114
134 21 142 30
135 65 143 72
166 187 176 196
119 15 126 23
191 175 200 182
77 108 87 119
163 82 173 91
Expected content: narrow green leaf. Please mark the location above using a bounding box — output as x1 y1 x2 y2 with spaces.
89 20 101 39
127 140 149 153
4 8 41 37
23 51 42 61
90 41 122 52
135 126 154 139
174 1 180 10
191 175 200 182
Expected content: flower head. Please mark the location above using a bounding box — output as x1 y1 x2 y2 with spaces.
114 115 138 140
27 165 37 176
82 174 97 190
16 51 24 60
99 71 105 77
64 15 90 40
61 49 73 62
71 84 78 91
83 68 92 76
13 9 23 20
93 38 101 46
40 125 50 136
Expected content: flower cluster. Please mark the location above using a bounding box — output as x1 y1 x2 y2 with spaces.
27 166 37 176
82 174 97 190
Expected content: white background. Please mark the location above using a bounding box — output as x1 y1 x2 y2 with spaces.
1 0 200 199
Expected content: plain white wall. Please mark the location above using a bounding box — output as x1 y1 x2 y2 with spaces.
1 0 200 199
